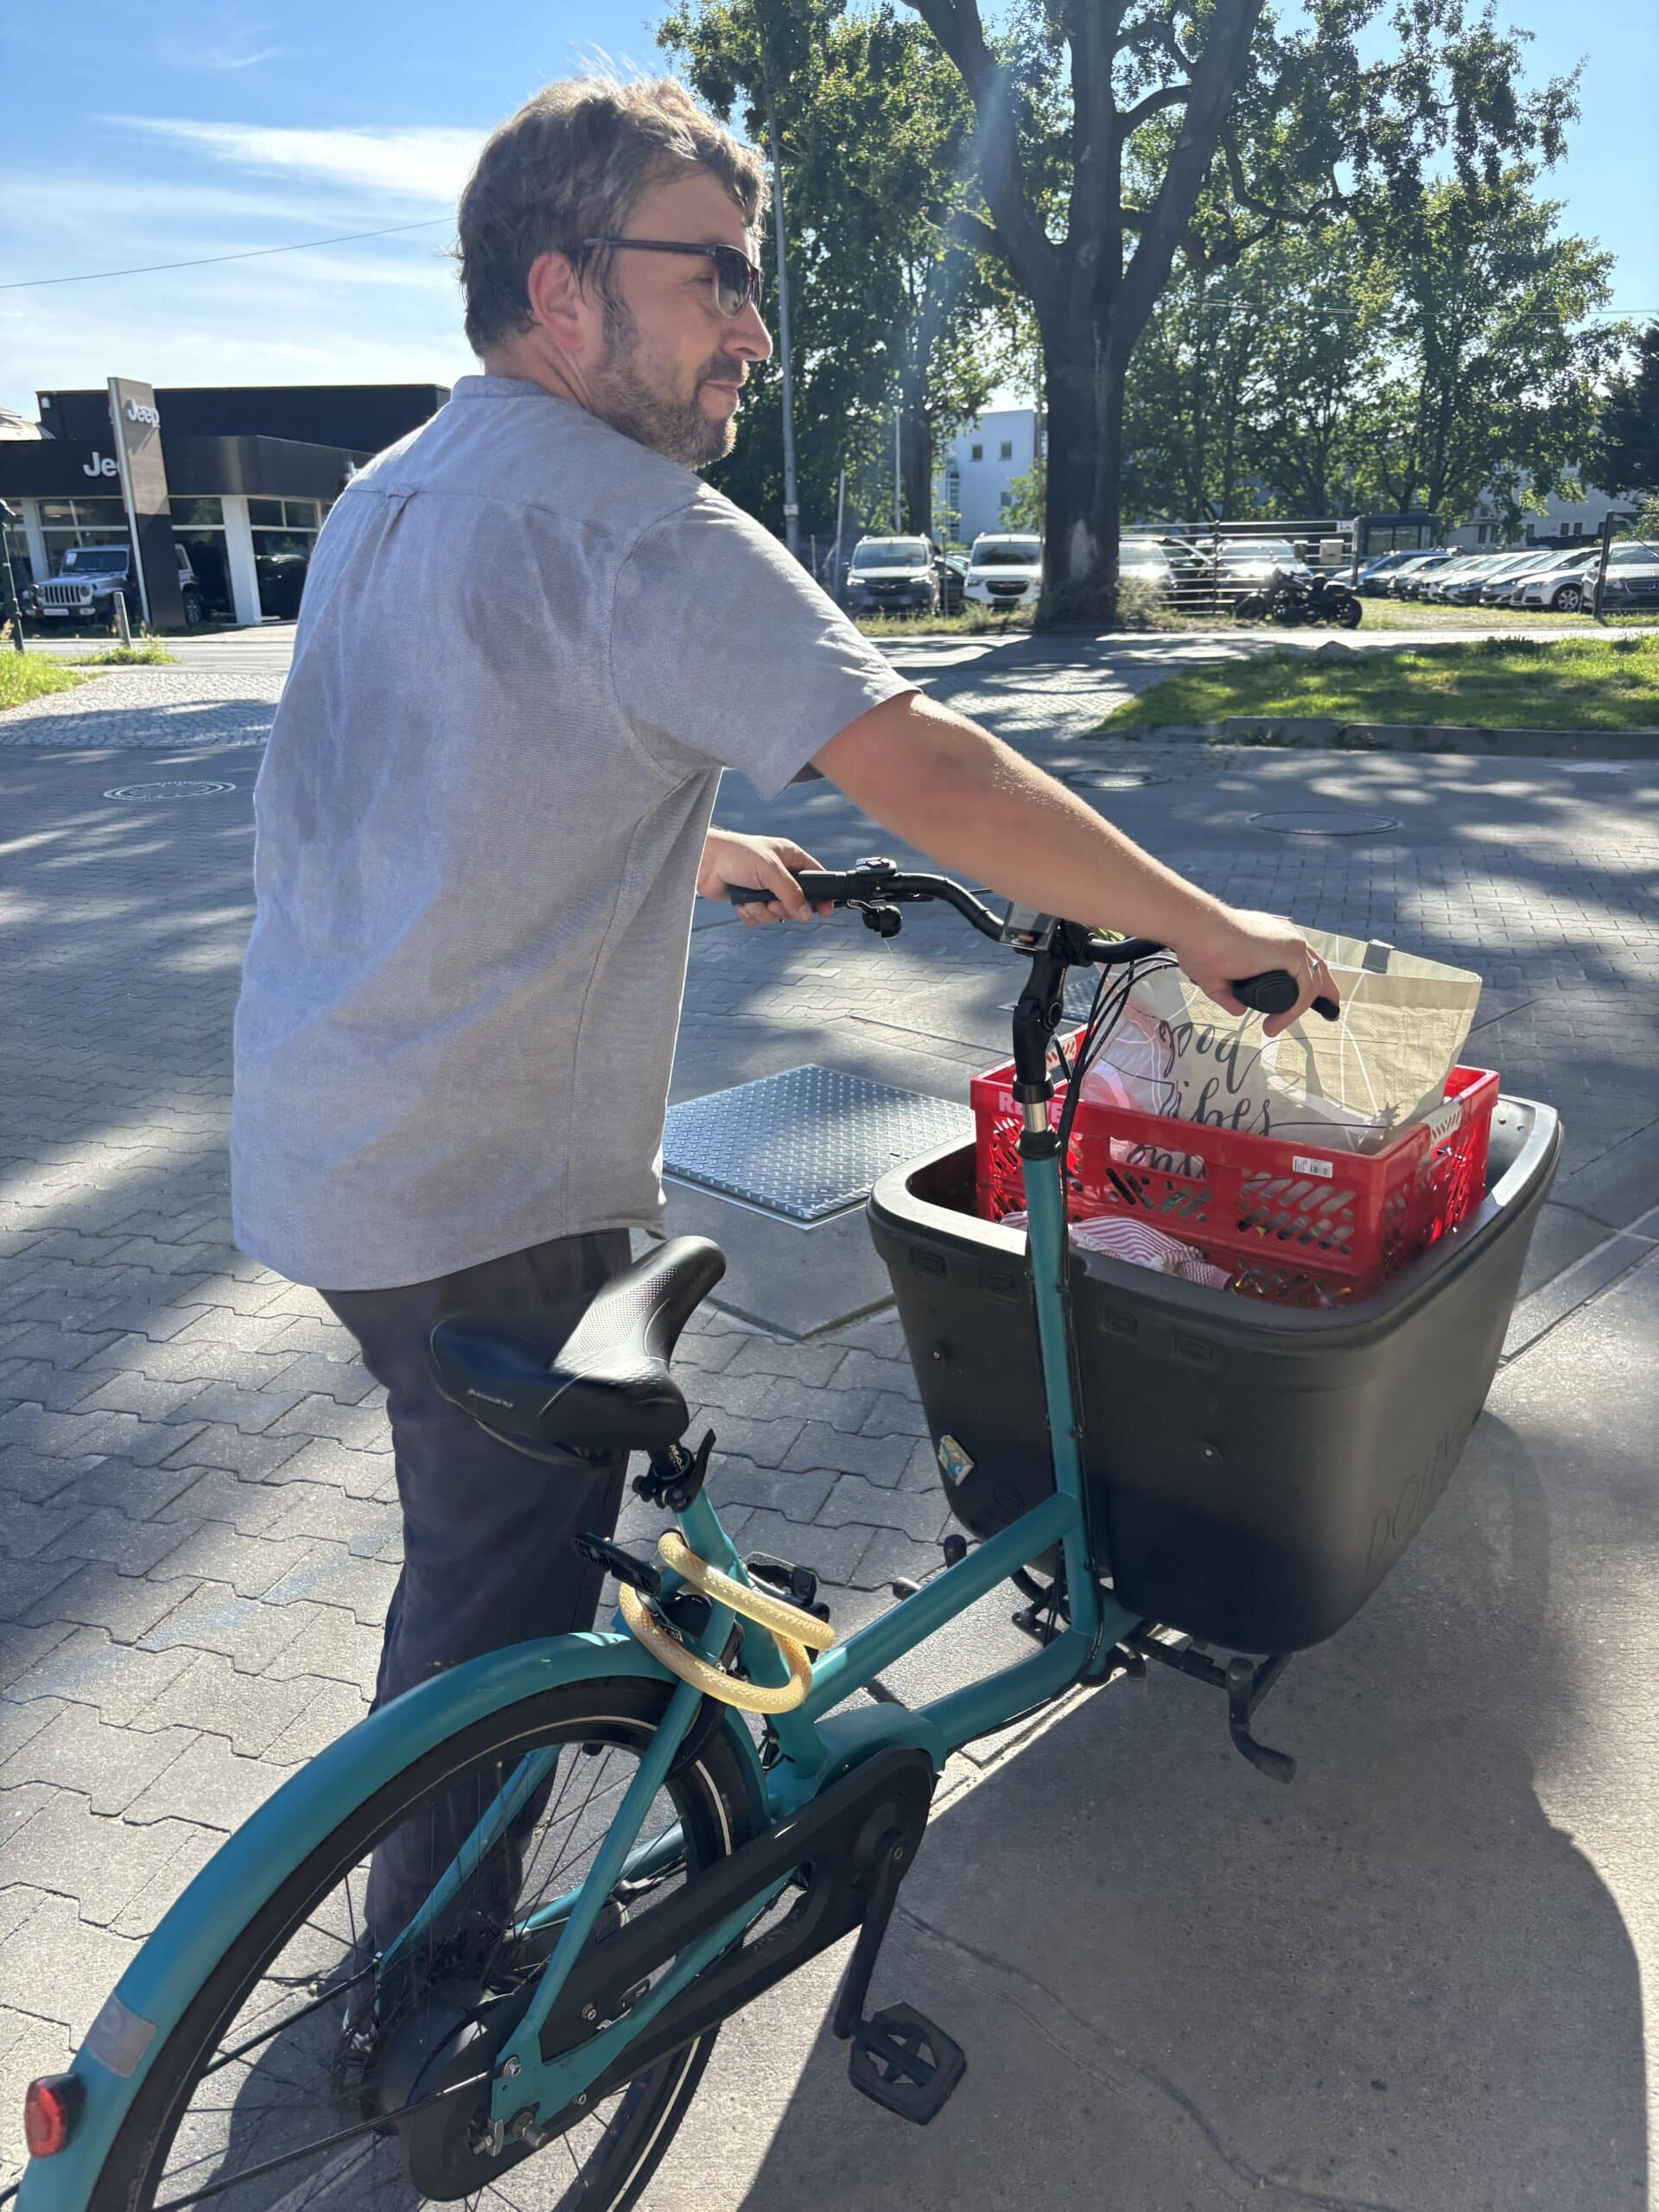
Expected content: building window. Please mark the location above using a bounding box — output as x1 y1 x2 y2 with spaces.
969 442 982 461
36 497 132 577
2 510 30 589
999 440 1013 461
170 497 224 527
998 490 1013 513
247 498 321 530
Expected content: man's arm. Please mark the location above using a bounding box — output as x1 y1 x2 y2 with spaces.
810 690 1336 1033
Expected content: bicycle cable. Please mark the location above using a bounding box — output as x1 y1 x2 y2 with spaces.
1052 950 1179 1173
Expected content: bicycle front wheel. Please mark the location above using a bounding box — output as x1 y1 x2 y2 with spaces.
84 1675 758 2212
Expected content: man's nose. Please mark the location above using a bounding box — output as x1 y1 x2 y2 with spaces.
728 301 772 362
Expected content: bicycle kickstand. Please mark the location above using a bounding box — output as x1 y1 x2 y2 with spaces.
830 1827 967 2126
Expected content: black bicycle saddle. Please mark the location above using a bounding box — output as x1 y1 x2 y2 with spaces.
429 1236 727 1459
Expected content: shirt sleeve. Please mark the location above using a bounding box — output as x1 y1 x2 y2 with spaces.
609 488 918 799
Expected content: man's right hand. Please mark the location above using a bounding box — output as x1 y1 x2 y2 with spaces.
813 694 1342 1037
1168 907 1341 1037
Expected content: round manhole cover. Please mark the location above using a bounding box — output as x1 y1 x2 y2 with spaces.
1250 807 1401 837
1063 769 1168 793
105 780 237 801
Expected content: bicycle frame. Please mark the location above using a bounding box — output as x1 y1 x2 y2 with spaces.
484 1020 1141 2128
22 929 1141 2208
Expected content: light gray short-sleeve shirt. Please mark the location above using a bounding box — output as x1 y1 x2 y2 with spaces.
230 375 913 1289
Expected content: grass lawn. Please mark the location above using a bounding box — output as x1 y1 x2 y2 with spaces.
1351 598 1602 632
0 652 89 710
1098 633 1659 734
853 606 1033 639
73 644 177 665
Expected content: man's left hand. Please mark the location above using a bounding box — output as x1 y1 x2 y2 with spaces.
697 829 834 924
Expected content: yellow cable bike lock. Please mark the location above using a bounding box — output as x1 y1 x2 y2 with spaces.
618 1529 836 1713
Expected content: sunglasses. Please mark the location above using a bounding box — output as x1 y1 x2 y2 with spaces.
579 237 765 319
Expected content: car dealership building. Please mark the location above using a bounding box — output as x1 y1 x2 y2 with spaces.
0 381 448 627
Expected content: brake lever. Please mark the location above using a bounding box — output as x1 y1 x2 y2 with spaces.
1233 970 1340 1022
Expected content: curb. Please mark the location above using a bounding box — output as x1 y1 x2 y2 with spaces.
1101 717 1659 760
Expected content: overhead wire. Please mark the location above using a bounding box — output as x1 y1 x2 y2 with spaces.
0 218 449 292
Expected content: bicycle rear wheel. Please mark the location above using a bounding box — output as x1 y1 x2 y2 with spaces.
85 1675 757 2212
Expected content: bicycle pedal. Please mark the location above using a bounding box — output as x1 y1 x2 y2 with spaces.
847 2002 965 2125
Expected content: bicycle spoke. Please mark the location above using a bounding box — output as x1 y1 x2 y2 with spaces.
137 1699 737 2212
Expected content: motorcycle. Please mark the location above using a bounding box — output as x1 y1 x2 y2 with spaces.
1236 567 1363 629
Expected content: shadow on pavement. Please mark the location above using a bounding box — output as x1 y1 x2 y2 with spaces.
648 1309 1650 2212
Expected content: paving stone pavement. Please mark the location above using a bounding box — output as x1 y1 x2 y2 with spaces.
0 645 1656 2190
0 667 282 749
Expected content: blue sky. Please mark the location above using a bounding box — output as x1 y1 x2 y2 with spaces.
2 1 1654 422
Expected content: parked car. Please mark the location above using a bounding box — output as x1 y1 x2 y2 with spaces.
1357 551 1427 594
1395 550 1461 598
844 535 938 618
1376 551 1443 596
1511 548 1601 613
1476 550 1560 606
934 550 968 614
1420 553 1500 601
963 532 1042 610
25 542 203 630
1120 538 1175 595
254 550 308 620
1593 540 1659 613
1215 537 1313 589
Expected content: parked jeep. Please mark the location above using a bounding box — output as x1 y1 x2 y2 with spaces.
26 543 203 631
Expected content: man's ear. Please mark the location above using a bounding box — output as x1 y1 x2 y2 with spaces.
525 250 587 359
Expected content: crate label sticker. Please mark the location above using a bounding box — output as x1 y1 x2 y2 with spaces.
1291 1154 1335 1179
937 1434 976 1484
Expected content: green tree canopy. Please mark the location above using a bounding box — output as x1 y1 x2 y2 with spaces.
1121 171 1613 528
658 0 1014 545
903 0 1579 623
1592 322 1659 500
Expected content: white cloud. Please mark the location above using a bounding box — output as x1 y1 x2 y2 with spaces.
155 33 287 71
105 118 483 208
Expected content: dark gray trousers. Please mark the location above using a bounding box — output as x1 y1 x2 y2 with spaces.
321 1225 632 1946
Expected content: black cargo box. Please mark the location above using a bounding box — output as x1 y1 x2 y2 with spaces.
868 1097 1558 1653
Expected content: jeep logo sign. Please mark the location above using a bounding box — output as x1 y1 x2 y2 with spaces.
82 451 120 479
106 376 184 631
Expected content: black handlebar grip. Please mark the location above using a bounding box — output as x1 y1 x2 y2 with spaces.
728 871 851 907
1233 969 1340 1022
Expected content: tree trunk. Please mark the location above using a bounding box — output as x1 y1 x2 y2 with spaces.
900 382 933 539
1037 302 1124 626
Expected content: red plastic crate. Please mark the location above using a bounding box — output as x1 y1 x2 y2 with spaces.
973 1057 1499 1297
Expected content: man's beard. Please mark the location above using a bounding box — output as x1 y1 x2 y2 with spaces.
590 293 740 468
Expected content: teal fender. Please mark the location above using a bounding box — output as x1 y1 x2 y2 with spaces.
18 1630 763 2211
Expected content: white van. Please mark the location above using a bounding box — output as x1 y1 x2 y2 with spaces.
964 532 1042 609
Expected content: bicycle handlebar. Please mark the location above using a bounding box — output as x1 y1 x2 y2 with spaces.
727 861 1340 1021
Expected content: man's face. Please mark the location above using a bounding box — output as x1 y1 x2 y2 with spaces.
583 168 772 467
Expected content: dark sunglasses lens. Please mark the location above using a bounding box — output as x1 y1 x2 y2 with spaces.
714 248 760 316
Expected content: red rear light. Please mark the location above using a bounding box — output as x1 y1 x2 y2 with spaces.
24 2072 84 2158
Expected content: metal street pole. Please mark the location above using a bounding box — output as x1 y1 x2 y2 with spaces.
0 501 26 654
765 106 800 560
1591 507 1622 626
833 465 846 602
893 404 902 531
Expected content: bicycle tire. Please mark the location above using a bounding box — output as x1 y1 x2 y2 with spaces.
83 1675 758 2212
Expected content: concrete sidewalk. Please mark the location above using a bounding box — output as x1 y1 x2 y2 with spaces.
0 661 1655 2198
651 1243 1659 2212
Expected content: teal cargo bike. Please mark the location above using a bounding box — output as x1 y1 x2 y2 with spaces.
16 862 1559 2211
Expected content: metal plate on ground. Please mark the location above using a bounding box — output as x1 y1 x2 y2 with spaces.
1250 807 1402 836
1062 769 1169 792
663 1065 973 1224
104 779 237 799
